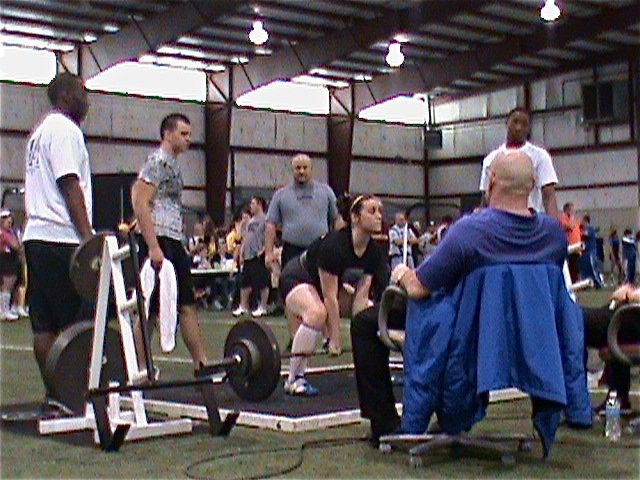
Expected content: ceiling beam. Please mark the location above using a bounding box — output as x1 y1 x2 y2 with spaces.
350 3 640 112
65 0 243 79
225 1 479 100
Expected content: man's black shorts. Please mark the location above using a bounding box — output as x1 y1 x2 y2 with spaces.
241 254 270 291
24 240 84 334
136 235 195 307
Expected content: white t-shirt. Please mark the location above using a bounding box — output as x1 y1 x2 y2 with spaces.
23 113 92 244
479 141 558 213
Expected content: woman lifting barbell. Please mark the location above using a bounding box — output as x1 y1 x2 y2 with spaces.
278 193 385 396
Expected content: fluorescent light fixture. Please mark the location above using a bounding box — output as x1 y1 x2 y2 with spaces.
137 54 225 72
385 42 404 68
1 22 56 37
353 73 373 82
248 20 268 45
83 32 97 43
102 23 119 33
292 75 349 89
309 67 328 76
0 33 74 52
157 45 208 58
230 56 249 64
254 46 272 55
540 0 561 22
393 33 410 43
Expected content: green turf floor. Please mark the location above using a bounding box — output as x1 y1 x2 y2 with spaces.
1 289 638 479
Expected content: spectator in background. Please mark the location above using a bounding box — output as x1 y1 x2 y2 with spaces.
226 207 250 309
188 222 205 256
0 210 20 321
560 202 582 282
621 229 636 284
608 228 623 285
479 107 559 218
435 215 453 244
234 196 270 318
264 153 340 272
388 211 418 270
580 214 601 287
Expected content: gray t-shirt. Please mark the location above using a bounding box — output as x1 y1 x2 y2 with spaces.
243 213 266 261
266 180 338 248
138 148 183 241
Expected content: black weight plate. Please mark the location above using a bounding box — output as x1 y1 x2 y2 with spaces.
223 320 281 402
69 233 109 301
44 321 126 415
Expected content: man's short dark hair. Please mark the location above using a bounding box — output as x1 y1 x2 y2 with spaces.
563 202 573 213
160 113 190 140
506 107 530 121
47 72 83 106
583 214 591 223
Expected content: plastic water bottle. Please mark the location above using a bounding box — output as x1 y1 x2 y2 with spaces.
605 390 621 442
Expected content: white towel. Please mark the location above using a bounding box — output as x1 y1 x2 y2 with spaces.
140 258 178 353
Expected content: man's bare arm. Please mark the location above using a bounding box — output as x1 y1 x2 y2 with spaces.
131 179 164 265
542 184 560 219
57 174 92 240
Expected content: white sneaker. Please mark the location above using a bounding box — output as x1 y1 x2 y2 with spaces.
284 376 319 397
251 306 267 318
13 306 28 318
1 310 19 322
232 306 248 317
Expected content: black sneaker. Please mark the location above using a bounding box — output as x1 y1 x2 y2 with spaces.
321 338 330 353
369 417 402 448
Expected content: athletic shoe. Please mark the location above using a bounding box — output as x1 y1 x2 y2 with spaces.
284 376 319 397
232 306 248 317
0 310 18 322
251 306 267 318
14 306 29 318
321 338 330 353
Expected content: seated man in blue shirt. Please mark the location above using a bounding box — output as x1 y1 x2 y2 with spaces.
351 150 567 445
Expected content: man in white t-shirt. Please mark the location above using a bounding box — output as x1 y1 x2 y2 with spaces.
479 107 559 217
22 72 92 406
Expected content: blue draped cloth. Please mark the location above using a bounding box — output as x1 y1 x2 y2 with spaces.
402 264 592 456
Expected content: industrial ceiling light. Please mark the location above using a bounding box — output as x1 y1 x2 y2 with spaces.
540 0 561 22
385 42 404 68
248 20 268 45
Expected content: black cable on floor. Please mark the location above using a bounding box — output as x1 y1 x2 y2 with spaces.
183 436 367 480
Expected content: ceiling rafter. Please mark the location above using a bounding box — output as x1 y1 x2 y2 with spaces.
349 2 640 112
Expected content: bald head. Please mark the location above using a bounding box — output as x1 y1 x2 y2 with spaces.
490 151 535 197
291 153 313 184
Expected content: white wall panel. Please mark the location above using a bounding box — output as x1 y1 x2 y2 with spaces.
234 152 327 188
599 124 632 144
0 135 26 178
0 83 38 130
353 121 423 159
0 83 205 142
458 95 487 120
487 87 521 116
554 148 637 187
482 122 505 152
182 190 206 210
428 163 481 196
349 161 423 196
557 186 638 211
231 109 276 147
274 112 326 152
453 125 484 157
541 111 594 148
433 102 459 124
231 108 326 152
429 128 454 160
108 96 204 142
